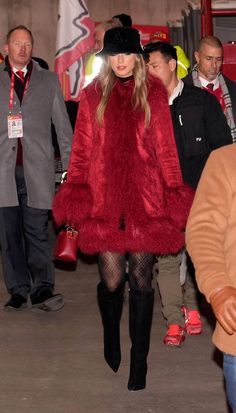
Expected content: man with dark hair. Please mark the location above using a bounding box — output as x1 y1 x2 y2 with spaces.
112 13 132 27
184 35 236 142
144 41 232 346
0 25 73 311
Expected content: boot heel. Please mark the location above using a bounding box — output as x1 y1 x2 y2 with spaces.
128 361 147 391
128 289 154 391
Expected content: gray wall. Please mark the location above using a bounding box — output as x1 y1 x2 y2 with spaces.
0 0 58 69
86 0 188 25
0 0 188 69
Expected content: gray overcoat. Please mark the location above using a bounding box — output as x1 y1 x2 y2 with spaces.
0 61 73 209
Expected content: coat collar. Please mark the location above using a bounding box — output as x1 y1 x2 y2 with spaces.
0 58 44 98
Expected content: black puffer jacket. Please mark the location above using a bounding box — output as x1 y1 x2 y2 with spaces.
171 84 232 189
184 72 236 127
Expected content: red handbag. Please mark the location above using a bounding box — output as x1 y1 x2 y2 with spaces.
54 225 79 262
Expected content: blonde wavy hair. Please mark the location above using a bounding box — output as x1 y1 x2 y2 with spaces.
96 54 150 126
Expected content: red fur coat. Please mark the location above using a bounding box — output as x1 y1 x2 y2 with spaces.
53 75 193 254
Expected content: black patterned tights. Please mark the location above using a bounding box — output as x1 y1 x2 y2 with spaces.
98 252 154 292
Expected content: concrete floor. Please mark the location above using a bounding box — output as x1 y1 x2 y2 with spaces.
0 250 231 413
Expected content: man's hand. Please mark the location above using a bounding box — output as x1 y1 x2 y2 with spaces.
210 286 236 335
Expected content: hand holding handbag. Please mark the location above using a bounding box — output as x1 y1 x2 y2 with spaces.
54 225 79 262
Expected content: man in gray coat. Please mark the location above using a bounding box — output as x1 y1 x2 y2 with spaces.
0 25 73 311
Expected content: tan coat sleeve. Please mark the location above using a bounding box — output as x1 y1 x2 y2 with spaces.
186 145 236 302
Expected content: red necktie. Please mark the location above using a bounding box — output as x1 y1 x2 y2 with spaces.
16 70 25 83
15 70 24 166
207 83 214 90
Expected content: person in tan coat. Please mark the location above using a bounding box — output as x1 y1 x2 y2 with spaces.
186 144 236 412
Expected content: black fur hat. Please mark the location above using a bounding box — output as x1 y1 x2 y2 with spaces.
96 27 143 57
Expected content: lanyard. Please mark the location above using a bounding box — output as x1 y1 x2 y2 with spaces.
9 70 30 112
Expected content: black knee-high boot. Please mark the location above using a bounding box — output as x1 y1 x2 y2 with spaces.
128 289 154 391
97 282 124 372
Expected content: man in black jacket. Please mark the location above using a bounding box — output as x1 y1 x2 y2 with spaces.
144 41 232 346
184 35 236 143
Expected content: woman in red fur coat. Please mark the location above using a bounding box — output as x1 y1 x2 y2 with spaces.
53 27 193 391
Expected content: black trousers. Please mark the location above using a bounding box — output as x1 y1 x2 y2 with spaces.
0 167 54 299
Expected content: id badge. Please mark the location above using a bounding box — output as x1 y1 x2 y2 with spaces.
8 114 23 139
